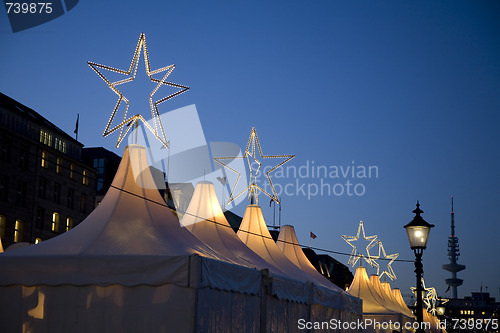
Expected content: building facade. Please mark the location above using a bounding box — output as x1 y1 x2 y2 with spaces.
0 92 97 249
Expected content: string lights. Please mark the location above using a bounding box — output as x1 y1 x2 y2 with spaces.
341 220 379 267
88 33 189 148
213 127 294 205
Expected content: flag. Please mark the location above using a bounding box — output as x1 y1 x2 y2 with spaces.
310 232 317 239
74 113 79 135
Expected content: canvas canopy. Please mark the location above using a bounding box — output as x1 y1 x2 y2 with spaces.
276 224 340 289
392 288 416 318
382 282 415 319
180 181 290 276
0 144 362 332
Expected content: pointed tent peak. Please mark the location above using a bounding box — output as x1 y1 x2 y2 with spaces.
277 225 300 246
112 144 165 194
180 181 227 228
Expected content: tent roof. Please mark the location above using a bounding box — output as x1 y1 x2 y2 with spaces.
370 275 412 317
237 205 323 284
277 225 342 290
180 181 287 275
348 267 399 314
0 145 231 286
382 283 415 319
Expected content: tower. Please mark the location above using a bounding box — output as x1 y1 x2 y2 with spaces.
442 196 466 298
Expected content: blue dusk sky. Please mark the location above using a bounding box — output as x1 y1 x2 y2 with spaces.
1 1 499 301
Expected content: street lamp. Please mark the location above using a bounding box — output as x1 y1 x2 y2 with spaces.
404 201 434 333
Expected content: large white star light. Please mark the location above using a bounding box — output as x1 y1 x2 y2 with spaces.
370 241 399 281
88 33 189 148
214 127 294 205
341 220 379 267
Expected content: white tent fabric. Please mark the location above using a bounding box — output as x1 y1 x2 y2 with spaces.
348 267 399 315
237 204 330 285
370 275 410 315
180 181 288 276
382 283 415 319
276 225 341 289
0 144 230 286
0 144 362 332
392 288 416 318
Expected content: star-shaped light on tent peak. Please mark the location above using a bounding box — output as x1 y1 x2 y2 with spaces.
341 220 379 267
213 127 294 205
88 33 189 148
370 241 399 281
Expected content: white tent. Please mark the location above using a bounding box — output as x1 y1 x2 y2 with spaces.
381 283 415 319
348 267 416 332
276 224 339 289
0 144 362 332
180 181 290 275
392 287 416 318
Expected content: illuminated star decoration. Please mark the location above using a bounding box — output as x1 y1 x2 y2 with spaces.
341 220 379 267
88 33 189 148
213 127 294 205
370 240 399 281
411 278 448 314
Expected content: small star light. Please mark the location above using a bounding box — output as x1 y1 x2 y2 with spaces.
88 33 189 148
411 278 439 312
370 241 399 281
341 220 379 267
213 127 294 205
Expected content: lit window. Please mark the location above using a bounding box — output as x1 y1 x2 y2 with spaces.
460 310 463 315
471 310 474 315
56 157 63 174
14 219 23 242
35 238 42 244
41 151 49 168
39 129 52 147
0 215 6 240
51 212 59 232
69 163 75 179
82 169 89 186
482 311 485 315
66 217 73 231
54 138 66 153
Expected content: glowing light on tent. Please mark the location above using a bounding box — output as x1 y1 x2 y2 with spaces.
370 241 399 280
341 220 378 267
88 33 189 148
214 127 294 205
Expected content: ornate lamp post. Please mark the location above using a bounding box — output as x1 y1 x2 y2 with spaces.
404 201 434 333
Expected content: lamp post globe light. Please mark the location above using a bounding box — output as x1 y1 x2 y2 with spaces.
404 201 434 333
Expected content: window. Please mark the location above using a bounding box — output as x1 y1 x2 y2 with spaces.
0 215 6 240
82 169 89 186
53 182 61 204
94 158 105 191
14 219 23 242
67 188 74 209
80 193 87 213
0 139 11 162
51 212 59 232
69 163 75 179
19 146 29 169
56 157 63 174
35 238 42 244
54 138 66 153
36 207 45 228
66 217 73 231
16 181 27 207
40 129 52 147
41 150 49 168
0 174 8 202
38 177 47 199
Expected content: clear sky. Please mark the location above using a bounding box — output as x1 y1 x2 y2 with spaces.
1 1 499 301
